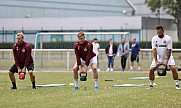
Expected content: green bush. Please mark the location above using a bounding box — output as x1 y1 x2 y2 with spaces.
1 41 181 49
0 43 34 49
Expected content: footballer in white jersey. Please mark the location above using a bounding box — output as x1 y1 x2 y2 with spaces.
151 34 175 66
149 25 180 90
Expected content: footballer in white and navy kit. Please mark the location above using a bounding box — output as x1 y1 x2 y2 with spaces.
149 25 180 89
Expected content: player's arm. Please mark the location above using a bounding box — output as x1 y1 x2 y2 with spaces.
114 44 118 56
125 43 129 54
23 45 32 73
85 43 94 67
137 43 140 55
152 38 159 66
74 43 83 72
13 46 21 73
165 37 172 65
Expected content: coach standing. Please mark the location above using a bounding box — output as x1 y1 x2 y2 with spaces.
9 32 36 89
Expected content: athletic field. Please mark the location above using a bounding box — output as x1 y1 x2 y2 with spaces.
0 72 181 108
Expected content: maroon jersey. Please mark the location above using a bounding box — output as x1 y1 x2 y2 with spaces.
13 41 33 68
74 40 96 66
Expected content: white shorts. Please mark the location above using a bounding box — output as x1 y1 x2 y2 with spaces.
150 56 175 68
75 56 97 66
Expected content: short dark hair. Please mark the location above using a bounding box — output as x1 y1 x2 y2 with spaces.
93 38 98 41
77 31 84 37
156 25 164 30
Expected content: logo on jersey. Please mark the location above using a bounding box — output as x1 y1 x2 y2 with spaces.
22 49 25 52
163 40 167 44
78 46 80 50
84 48 87 52
16 47 18 51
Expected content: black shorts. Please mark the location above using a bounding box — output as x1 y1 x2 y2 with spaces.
131 54 139 62
9 61 34 74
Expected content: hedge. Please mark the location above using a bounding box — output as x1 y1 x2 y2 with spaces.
0 41 181 49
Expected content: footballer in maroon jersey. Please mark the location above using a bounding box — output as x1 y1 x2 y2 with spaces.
9 32 36 89
72 32 99 90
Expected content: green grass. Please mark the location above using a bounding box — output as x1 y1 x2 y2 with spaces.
0 72 181 108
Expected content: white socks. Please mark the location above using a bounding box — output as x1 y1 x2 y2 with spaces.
150 80 153 86
94 79 98 87
130 66 133 70
74 79 78 87
74 79 98 87
175 80 179 85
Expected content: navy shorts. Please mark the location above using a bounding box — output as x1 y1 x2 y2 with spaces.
9 61 34 74
131 54 139 62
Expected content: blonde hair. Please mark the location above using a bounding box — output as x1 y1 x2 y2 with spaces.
16 32 24 39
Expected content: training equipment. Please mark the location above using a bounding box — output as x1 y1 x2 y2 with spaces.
35 84 66 87
34 32 130 71
80 73 87 81
129 77 148 80
105 79 114 81
157 65 167 76
69 83 74 86
113 84 146 87
104 86 111 89
19 72 25 80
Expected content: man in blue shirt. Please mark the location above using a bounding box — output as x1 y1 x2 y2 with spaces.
130 37 141 71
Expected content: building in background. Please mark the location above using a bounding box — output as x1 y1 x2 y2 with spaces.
0 0 178 44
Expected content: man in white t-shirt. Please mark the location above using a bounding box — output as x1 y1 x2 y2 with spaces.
149 25 180 89
89 38 101 72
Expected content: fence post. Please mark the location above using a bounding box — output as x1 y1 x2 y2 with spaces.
67 49 70 70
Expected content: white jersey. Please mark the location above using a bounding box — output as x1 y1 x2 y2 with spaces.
152 34 173 63
92 42 100 55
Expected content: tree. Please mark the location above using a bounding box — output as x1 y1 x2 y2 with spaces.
145 0 181 41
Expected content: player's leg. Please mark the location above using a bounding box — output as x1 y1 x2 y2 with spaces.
122 56 127 71
149 60 157 88
136 56 141 71
9 64 18 89
121 56 124 70
170 65 180 89
168 56 180 89
91 57 98 90
97 55 100 71
72 63 79 90
27 61 36 89
130 54 135 71
110 56 114 71
106 56 111 71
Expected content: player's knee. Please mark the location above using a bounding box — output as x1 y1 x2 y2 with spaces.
92 67 97 72
28 71 33 76
170 65 176 71
9 71 13 75
149 68 155 73
73 67 78 72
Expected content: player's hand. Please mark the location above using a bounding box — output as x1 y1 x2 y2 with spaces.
84 65 88 73
163 59 168 67
79 66 84 74
22 67 26 73
18 68 22 74
155 60 160 67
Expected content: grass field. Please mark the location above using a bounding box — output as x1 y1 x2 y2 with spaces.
0 72 181 108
